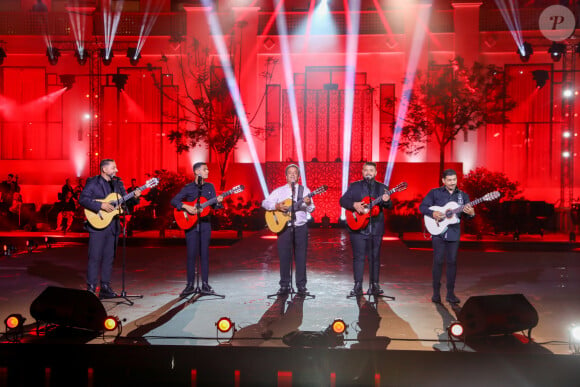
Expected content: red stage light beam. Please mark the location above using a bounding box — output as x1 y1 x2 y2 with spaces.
384 4 431 186
340 0 361 219
201 0 269 198
103 0 124 61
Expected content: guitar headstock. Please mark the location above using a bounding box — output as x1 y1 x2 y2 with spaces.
312 185 328 196
483 191 501 201
390 182 408 193
226 185 245 195
145 178 159 189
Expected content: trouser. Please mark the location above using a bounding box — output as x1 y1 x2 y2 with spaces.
350 233 382 283
87 229 118 286
277 225 308 288
185 222 212 284
431 236 460 294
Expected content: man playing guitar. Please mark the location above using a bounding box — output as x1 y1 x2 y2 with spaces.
419 169 475 304
340 162 392 297
171 162 223 298
262 164 314 296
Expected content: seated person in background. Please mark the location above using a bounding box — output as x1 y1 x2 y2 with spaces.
61 178 74 202
8 191 23 227
74 178 85 199
55 191 78 231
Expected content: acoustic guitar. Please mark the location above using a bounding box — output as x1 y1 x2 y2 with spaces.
424 191 500 235
174 185 244 230
84 177 159 229
345 181 408 231
265 185 328 233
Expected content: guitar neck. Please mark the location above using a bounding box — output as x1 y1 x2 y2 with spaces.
369 187 397 207
196 188 236 208
117 183 148 205
453 196 485 214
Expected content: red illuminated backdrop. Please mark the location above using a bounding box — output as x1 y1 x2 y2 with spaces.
0 1 577 217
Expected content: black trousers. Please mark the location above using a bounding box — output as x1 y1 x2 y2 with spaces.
277 224 308 288
87 228 118 286
349 232 382 283
431 236 460 293
185 222 212 284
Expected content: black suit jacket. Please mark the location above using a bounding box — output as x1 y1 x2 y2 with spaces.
339 179 393 236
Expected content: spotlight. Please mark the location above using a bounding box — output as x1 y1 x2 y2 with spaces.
75 48 88 65
100 48 113 66
563 89 574 98
531 70 549 89
46 47 60 66
126 47 141 66
26 239 38 253
563 131 572 138
569 324 580 353
4 314 26 342
111 74 129 91
0 47 6 65
548 43 566 62
448 321 464 338
59 74 75 91
517 42 533 63
103 316 122 337
216 317 236 344
563 151 571 158
103 316 120 331
216 317 233 333
331 319 347 335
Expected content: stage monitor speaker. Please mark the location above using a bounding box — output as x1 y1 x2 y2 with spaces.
30 286 107 332
458 294 538 337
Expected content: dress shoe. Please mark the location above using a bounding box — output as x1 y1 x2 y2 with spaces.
180 283 195 298
370 282 384 295
87 284 97 295
446 293 461 304
277 286 290 296
297 287 308 296
349 281 363 297
202 282 215 294
99 284 118 299
431 294 442 303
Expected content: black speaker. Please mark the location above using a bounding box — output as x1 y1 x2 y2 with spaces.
30 286 107 332
458 294 538 337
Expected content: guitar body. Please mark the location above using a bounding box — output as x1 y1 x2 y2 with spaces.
84 193 124 229
345 196 381 231
174 197 211 230
423 202 461 236
264 198 293 233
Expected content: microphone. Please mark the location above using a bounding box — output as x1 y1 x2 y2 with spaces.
364 175 373 182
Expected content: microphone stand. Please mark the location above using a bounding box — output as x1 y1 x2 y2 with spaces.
109 178 143 306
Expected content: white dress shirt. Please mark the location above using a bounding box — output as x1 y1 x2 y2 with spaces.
262 184 315 227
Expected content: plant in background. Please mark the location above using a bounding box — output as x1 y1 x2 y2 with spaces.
461 167 522 234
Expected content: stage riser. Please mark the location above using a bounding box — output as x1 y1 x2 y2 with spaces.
1 344 579 386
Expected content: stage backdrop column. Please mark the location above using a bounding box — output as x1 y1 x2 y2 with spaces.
232 6 261 165
452 1 483 174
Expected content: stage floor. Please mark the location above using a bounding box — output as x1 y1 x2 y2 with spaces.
1 228 579 354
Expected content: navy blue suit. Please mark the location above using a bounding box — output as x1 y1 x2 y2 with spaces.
171 182 219 284
79 176 135 288
419 186 472 295
340 179 393 284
